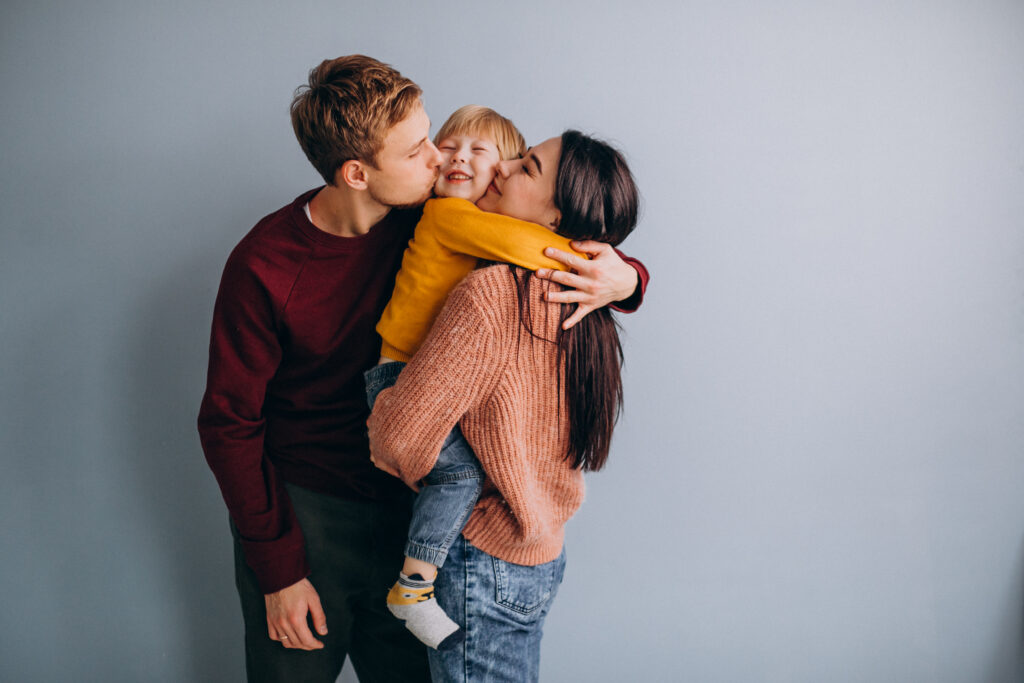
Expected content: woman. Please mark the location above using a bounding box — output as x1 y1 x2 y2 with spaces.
367 130 639 681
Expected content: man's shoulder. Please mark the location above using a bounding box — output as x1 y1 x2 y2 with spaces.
220 192 318 291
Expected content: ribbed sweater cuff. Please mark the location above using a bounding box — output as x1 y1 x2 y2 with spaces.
379 340 412 363
462 510 565 567
243 541 311 594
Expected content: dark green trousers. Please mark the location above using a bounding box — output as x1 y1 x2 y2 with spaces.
232 483 430 683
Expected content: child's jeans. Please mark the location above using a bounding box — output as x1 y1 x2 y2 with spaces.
365 361 484 568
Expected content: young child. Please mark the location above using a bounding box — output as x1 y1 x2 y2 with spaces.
364 105 584 650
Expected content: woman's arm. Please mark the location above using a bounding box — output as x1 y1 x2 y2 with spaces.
368 272 507 487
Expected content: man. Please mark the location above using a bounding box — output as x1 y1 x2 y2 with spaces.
198 55 648 683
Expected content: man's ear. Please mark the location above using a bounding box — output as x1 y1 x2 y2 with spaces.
337 159 369 190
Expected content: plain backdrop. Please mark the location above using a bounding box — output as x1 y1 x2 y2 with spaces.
2 1 1023 681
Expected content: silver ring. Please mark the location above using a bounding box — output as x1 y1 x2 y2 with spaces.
280 635 289 640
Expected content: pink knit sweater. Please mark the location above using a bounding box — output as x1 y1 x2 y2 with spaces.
367 265 585 566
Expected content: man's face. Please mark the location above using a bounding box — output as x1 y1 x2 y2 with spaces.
364 102 443 209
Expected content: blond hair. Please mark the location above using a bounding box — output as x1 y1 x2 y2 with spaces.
434 105 526 161
291 55 422 184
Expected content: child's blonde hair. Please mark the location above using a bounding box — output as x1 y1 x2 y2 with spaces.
434 105 526 161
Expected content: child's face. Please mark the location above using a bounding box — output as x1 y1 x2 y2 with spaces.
433 134 501 202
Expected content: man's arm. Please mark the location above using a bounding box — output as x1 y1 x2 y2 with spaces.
535 241 650 329
197 248 326 651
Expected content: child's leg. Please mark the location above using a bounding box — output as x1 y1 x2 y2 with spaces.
387 425 483 650
404 424 484 567
365 362 483 650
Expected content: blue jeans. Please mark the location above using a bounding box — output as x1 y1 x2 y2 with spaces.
364 361 484 568
429 536 567 682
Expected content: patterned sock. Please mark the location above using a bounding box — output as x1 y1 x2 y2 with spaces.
386 572 464 651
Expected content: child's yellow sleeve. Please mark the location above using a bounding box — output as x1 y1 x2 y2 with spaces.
424 197 586 270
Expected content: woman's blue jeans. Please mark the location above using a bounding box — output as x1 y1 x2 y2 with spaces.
429 536 567 682
365 361 484 568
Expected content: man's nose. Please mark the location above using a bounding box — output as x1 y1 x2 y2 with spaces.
426 140 443 168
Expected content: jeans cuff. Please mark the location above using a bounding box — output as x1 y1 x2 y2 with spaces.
405 540 449 568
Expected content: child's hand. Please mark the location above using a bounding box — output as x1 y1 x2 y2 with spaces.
536 241 639 328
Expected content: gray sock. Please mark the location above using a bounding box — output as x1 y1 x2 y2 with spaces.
386 572 464 650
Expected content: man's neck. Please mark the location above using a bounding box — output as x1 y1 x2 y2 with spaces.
308 183 391 237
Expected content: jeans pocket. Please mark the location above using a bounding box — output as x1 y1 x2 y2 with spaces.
491 552 565 618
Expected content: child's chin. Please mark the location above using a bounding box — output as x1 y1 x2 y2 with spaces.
436 184 476 201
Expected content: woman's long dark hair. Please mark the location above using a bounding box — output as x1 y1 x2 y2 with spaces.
513 130 639 472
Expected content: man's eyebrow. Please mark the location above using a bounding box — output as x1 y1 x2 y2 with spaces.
408 137 427 154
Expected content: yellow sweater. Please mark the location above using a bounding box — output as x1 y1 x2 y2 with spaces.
376 197 582 362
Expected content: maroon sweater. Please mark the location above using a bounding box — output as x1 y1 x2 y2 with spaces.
198 188 650 593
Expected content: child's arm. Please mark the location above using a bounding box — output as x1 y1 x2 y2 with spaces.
424 197 586 271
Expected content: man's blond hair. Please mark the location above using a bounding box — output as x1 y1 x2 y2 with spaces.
291 55 422 184
434 105 526 161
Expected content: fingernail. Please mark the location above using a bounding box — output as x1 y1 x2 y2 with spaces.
537 269 549 277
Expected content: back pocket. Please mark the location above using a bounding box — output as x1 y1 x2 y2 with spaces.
491 552 566 618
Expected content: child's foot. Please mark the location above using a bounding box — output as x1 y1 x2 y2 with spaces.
386 572 464 650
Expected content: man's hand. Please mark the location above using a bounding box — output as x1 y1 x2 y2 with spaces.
265 578 328 650
535 241 640 329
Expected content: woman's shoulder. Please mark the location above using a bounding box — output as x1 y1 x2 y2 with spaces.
453 266 561 334
452 264 518 304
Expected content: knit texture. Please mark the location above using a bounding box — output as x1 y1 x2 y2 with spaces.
368 265 586 566
376 197 581 362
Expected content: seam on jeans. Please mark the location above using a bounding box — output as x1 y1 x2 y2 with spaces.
434 480 482 554
463 536 473 683
426 469 482 484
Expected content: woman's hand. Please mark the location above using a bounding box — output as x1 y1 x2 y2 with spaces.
535 240 640 329
369 450 399 478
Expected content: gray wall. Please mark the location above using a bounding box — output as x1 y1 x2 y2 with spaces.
2 1 1022 681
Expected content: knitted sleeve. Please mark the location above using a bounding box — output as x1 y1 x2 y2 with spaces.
368 270 509 487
